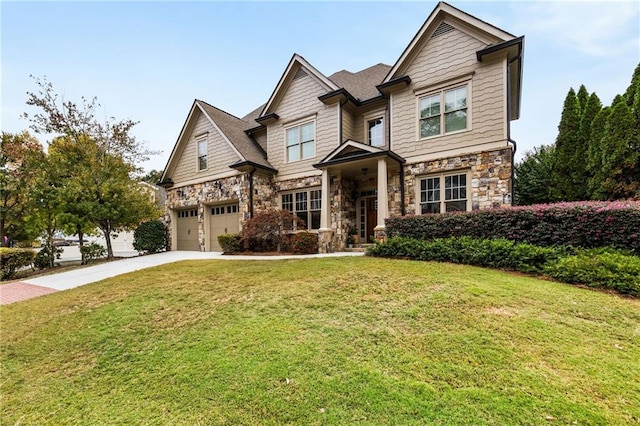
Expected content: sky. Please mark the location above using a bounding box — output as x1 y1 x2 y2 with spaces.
2 1 639 174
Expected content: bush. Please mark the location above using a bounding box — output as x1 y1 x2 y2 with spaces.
545 249 640 296
80 243 107 264
291 232 318 254
218 233 242 253
368 237 558 274
0 248 36 279
241 210 304 252
33 245 63 270
386 201 640 254
133 220 167 254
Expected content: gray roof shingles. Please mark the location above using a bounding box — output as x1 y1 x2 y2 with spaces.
328 63 391 101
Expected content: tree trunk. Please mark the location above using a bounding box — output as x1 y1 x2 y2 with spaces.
101 222 114 259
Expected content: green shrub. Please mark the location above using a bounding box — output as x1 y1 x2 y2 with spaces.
218 233 242 253
386 201 640 254
33 245 63 270
133 220 167 254
545 250 640 296
291 232 318 254
0 248 36 279
368 237 558 274
80 243 107 264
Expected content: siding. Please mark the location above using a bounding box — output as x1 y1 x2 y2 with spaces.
266 71 339 178
391 26 506 159
352 114 364 143
172 110 242 184
342 108 354 142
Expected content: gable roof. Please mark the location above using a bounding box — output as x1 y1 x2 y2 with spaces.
383 1 516 83
328 63 391 102
259 54 339 117
314 140 405 169
160 100 274 184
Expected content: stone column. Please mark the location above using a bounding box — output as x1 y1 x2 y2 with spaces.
318 168 333 253
374 157 389 242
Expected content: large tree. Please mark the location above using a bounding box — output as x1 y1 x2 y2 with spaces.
553 88 582 201
23 76 160 258
0 131 45 246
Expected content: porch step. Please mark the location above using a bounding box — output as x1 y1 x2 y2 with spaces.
343 243 374 253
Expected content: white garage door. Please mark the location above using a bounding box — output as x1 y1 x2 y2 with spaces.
176 208 200 251
210 204 240 251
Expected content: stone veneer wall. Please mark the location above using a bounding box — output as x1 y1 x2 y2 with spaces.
401 149 512 215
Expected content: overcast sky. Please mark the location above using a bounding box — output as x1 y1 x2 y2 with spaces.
2 1 639 173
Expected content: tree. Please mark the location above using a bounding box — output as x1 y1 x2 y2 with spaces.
514 145 558 205
576 84 590 116
23 76 160 258
586 106 611 199
140 169 163 185
0 131 45 246
576 92 602 199
554 88 582 201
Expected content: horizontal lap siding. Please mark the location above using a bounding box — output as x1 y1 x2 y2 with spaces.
267 72 338 177
342 109 354 142
352 114 364 144
172 111 242 184
392 27 506 159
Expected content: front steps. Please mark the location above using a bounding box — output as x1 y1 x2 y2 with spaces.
343 243 374 253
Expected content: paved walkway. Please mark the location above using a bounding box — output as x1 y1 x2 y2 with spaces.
0 251 364 305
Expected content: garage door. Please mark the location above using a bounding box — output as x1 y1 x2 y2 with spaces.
176 208 200 251
210 204 240 251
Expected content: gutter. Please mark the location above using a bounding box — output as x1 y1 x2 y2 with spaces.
505 38 524 204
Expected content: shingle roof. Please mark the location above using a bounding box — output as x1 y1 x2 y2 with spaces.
196 100 273 171
328 63 391 101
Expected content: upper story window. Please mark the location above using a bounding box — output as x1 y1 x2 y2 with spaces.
419 85 468 138
197 139 208 171
281 188 321 230
286 121 315 162
419 172 469 214
368 118 384 147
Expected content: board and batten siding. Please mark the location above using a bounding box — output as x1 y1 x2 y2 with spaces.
171 110 243 184
391 26 507 160
266 70 338 178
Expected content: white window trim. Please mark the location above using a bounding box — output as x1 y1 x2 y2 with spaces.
416 79 473 141
416 171 471 214
280 187 322 231
363 108 387 147
196 137 208 172
284 119 316 163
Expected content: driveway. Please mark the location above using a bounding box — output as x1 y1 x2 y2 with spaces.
0 251 364 305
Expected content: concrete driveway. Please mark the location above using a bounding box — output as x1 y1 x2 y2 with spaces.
0 251 364 305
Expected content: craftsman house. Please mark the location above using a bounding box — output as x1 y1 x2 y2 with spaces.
159 1 524 252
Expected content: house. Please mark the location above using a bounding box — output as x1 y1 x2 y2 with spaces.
159 1 524 253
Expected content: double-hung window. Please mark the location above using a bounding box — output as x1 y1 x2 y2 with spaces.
368 118 384 147
197 139 208 171
419 85 468 138
419 172 468 214
286 121 315 162
281 189 321 230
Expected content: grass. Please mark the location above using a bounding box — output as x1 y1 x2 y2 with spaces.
1 257 639 425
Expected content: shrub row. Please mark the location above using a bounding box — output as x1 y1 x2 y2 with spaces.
386 201 640 254
367 237 640 296
0 248 36 279
218 232 318 255
367 236 558 274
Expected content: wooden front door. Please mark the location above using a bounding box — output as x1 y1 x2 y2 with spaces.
366 197 377 243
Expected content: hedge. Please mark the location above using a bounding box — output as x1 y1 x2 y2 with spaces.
386 201 640 254
1 248 36 279
218 233 242 253
133 220 167 254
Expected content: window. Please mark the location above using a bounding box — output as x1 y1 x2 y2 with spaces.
419 173 468 214
286 122 315 162
419 85 468 138
197 139 208 171
368 118 384 147
281 189 321 230
178 209 198 218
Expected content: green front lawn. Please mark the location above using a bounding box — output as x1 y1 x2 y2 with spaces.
1 258 639 424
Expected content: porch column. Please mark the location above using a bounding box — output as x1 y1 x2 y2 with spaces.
375 157 389 241
318 168 333 253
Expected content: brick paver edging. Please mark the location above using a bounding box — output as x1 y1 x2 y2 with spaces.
0 282 58 305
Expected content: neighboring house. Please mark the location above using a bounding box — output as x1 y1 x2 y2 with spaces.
159 1 524 252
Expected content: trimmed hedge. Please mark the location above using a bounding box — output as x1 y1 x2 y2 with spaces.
367 237 558 274
291 232 318 254
0 248 36 279
218 233 242 253
133 220 167 254
386 201 640 254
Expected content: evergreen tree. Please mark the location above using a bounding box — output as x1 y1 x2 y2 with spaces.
554 88 581 201
587 106 611 199
514 145 559 205
576 84 589 115
576 92 602 199
623 63 640 108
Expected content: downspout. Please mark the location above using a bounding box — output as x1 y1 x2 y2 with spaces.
249 167 255 218
506 45 523 205
338 95 348 145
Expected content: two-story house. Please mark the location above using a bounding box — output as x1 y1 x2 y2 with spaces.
159 1 524 252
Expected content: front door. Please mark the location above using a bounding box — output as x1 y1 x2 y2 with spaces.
366 197 377 243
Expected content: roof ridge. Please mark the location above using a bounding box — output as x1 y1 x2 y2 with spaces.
196 99 244 122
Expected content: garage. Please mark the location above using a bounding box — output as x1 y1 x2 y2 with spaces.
176 208 200 251
209 203 240 251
